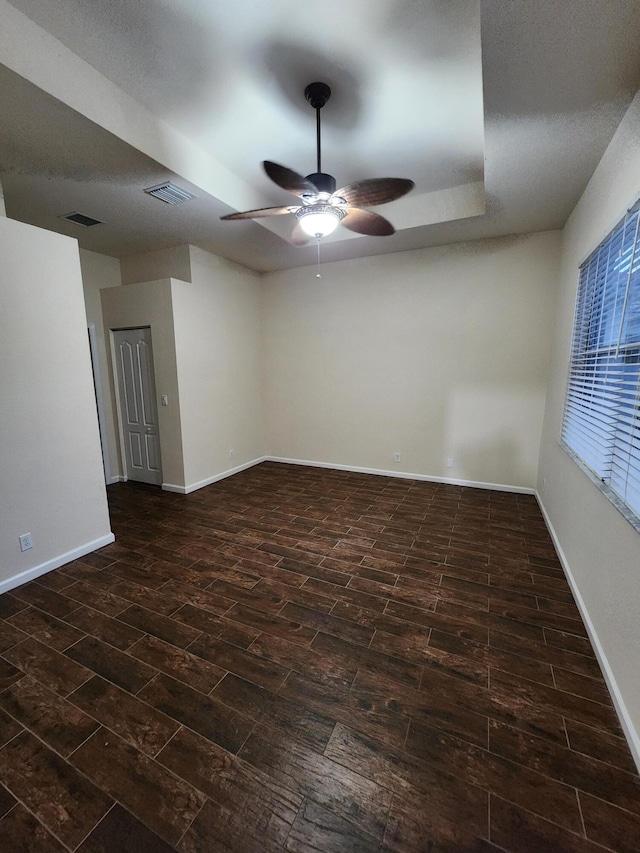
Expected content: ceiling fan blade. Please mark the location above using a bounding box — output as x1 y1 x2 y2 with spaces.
263 161 319 198
341 208 395 236
290 223 311 246
220 206 296 221
332 178 414 208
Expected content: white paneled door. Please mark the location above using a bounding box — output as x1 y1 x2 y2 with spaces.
113 328 163 486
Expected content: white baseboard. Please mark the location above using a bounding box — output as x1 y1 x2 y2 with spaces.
106 474 125 485
160 456 534 496
265 456 535 495
162 456 268 495
0 532 116 596
536 492 640 774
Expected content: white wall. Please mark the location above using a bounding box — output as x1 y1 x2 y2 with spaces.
79 249 122 481
263 232 561 490
174 247 264 489
0 217 113 591
538 90 640 764
101 278 185 489
120 245 191 286
100 246 264 493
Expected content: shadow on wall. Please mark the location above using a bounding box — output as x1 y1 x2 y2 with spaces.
454 436 529 489
445 385 543 489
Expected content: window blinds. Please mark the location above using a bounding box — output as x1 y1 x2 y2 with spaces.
561 199 640 526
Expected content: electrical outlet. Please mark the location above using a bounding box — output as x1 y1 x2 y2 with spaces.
394 452 401 463
447 458 454 468
229 449 235 460
19 533 33 551
161 395 168 406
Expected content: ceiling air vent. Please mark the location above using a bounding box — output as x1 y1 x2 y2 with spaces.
144 182 196 204
60 212 103 227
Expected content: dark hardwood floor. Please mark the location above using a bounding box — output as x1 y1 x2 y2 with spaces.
0 462 639 851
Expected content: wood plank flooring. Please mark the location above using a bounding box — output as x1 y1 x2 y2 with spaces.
1 461 639 851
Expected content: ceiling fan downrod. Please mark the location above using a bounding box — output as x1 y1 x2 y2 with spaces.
304 82 335 196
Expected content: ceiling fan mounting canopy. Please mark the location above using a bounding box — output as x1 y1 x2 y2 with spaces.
304 81 331 110
220 81 414 243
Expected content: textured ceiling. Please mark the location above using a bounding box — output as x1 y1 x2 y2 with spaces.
2 0 640 272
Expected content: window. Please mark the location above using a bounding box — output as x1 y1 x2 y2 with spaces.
561 199 640 530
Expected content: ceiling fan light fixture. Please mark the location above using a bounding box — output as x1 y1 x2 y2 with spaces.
296 203 345 238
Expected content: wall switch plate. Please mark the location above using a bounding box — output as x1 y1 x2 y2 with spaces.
19 533 33 551
161 395 168 406
394 452 401 463
447 458 454 468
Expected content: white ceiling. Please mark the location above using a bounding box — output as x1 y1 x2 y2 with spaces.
2 0 640 272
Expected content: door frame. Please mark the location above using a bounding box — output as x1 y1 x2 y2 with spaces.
88 322 112 484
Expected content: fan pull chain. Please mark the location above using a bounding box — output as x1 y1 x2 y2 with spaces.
316 237 322 278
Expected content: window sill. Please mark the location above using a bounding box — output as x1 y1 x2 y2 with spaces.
559 440 640 535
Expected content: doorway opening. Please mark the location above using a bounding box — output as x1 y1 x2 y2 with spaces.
88 323 111 484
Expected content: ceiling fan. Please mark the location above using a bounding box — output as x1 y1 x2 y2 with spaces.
220 82 414 244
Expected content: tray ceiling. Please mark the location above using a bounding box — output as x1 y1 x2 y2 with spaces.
2 0 640 271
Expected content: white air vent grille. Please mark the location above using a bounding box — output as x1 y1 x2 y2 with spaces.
144 182 196 204
59 212 103 227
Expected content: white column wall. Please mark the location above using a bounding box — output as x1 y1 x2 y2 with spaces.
171 247 265 491
0 218 113 591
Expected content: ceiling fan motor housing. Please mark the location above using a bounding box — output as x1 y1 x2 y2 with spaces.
305 172 336 196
